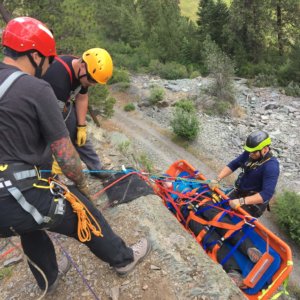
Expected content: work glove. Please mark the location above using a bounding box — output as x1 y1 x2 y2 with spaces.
52 159 63 175
76 125 87 147
229 199 241 210
208 179 220 190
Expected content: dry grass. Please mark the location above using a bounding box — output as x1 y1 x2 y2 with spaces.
179 0 198 22
230 104 246 118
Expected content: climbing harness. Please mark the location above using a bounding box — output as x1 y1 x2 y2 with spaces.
53 56 81 120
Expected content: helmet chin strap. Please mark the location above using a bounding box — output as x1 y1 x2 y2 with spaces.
27 53 45 78
77 63 87 80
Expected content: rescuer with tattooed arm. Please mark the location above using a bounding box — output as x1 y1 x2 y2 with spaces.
0 17 151 295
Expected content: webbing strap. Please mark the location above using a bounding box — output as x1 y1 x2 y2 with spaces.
0 71 25 99
13 169 36 181
54 56 73 84
7 186 50 224
187 211 244 231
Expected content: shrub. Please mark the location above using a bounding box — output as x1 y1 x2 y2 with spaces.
136 153 154 173
159 61 188 80
118 140 131 155
88 85 116 118
253 73 278 87
203 36 235 104
147 60 189 80
190 70 201 79
284 81 300 97
148 59 164 75
124 103 135 111
117 82 131 92
174 99 196 113
149 86 165 105
102 96 117 118
170 107 200 141
273 191 300 245
109 68 130 84
214 100 232 115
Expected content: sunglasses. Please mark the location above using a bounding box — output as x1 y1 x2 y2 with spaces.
86 71 97 84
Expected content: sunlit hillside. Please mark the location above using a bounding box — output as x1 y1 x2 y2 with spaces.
180 0 232 23
179 0 198 22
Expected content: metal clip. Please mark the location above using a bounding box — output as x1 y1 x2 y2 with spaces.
244 215 257 227
49 179 69 197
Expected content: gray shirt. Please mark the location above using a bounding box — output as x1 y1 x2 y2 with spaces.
0 63 69 166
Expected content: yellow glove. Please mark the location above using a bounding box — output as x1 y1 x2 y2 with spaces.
76 125 87 147
52 159 63 175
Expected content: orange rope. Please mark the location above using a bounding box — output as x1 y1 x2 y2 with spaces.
64 191 103 242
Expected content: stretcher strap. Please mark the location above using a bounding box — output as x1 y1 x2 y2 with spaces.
220 225 253 266
187 210 245 231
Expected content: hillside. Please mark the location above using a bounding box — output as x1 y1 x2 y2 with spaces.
1 74 299 299
179 0 198 22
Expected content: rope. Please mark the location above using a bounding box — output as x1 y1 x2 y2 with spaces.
63 190 103 242
51 234 100 300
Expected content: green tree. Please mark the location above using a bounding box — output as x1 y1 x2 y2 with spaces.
197 0 229 50
228 0 272 63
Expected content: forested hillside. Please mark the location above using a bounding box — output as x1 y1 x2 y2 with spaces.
0 0 299 106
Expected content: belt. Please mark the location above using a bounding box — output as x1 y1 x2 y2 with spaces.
0 163 51 224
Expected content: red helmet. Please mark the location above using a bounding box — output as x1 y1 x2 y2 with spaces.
2 16 56 57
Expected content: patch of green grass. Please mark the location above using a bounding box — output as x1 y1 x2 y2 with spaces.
124 103 135 112
179 0 232 22
0 266 13 280
179 0 198 22
136 153 154 173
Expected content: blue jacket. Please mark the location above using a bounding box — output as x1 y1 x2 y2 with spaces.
227 151 280 203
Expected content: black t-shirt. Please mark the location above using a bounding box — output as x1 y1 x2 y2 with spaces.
42 55 88 103
0 63 69 166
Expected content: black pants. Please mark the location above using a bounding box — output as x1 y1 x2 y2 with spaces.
184 200 255 273
228 189 267 218
0 186 133 289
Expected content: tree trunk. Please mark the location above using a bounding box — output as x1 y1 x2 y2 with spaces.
0 2 12 23
276 1 283 56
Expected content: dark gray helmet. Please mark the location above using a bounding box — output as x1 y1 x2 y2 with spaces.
244 131 271 152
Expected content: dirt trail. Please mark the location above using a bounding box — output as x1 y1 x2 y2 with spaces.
110 107 215 177
107 102 300 290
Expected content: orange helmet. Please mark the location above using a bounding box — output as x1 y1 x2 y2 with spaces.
2 16 56 57
82 48 113 84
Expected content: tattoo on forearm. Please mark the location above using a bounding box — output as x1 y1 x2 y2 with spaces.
51 137 85 184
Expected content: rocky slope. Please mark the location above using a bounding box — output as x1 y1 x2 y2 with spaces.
130 74 300 193
1 74 299 300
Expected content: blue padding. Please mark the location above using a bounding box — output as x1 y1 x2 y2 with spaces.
228 214 281 295
165 175 282 296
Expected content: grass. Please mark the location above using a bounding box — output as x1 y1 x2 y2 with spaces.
179 0 198 22
0 266 13 280
179 0 232 22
